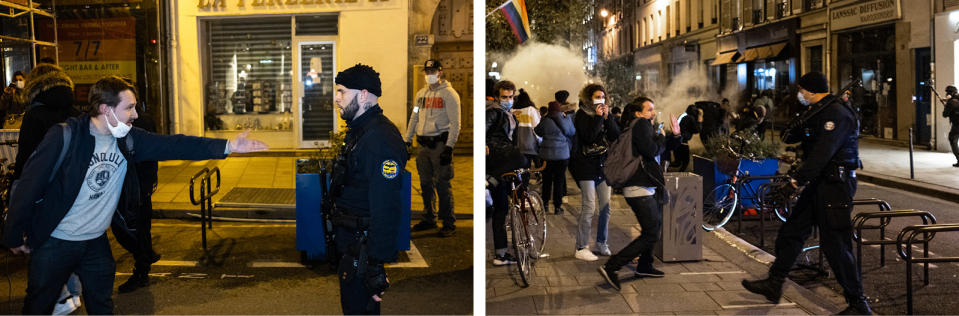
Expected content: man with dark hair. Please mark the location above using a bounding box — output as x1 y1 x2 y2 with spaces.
487 79 522 265
742 72 872 315
944 85 959 167
4 75 267 314
406 59 461 237
329 64 407 314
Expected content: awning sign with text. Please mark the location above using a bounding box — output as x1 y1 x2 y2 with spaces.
830 0 901 31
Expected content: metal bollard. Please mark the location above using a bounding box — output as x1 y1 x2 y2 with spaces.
909 127 915 180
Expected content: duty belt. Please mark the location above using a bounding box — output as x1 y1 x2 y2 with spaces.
332 209 371 230
416 132 448 148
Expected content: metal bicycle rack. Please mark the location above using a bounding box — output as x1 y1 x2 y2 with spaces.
190 167 221 251
896 223 959 315
852 208 935 273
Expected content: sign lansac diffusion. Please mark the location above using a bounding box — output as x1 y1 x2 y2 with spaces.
830 0 901 31
198 0 388 8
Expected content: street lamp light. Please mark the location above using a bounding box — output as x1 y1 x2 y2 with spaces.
600 9 609 17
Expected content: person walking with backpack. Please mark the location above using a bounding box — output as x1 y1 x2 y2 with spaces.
569 84 620 261
535 101 575 215
598 97 680 290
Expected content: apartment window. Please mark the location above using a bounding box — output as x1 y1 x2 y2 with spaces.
804 0 824 11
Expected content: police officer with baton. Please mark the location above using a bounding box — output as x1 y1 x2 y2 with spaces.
741 72 873 315
327 64 407 314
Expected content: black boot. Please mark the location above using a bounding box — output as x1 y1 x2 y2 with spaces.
118 272 150 293
741 274 785 303
837 297 874 315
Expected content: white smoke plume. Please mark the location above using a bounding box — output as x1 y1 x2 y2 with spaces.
496 42 596 108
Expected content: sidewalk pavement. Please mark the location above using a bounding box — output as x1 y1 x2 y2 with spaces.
486 185 841 315
856 139 959 201
150 154 473 218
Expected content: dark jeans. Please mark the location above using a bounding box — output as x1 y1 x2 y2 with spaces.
23 234 115 314
112 194 157 274
949 124 959 163
674 144 691 171
541 160 568 208
606 195 662 270
491 181 510 250
769 180 864 303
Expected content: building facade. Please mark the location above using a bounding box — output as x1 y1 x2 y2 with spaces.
595 0 937 144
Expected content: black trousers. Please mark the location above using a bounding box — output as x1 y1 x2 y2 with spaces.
606 195 662 270
949 124 959 163
111 194 157 275
674 144 691 171
491 181 510 250
335 227 380 315
541 160 568 208
769 179 864 303
23 235 115 314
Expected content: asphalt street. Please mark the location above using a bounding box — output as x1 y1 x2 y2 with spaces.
0 218 472 315
728 181 959 315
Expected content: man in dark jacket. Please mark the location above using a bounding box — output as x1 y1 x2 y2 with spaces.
113 106 161 293
741 72 872 315
12 66 81 180
944 86 959 167
598 97 680 290
674 105 702 171
329 64 408 315
3 76 267 314
486 79 522 266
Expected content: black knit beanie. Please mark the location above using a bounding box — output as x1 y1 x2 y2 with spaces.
335 63 382 97
797 72 829 93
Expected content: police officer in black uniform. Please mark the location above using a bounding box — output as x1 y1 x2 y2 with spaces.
741 72 873 315
328 64 407 315
943 86 959 167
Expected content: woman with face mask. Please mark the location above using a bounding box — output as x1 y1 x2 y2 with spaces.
569 83 621 261
0 70 27 126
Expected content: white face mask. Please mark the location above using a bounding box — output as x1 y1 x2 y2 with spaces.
593 98 605 105
107 107 132 138
426 74 439 85
797 91 809 106
14 80 23 89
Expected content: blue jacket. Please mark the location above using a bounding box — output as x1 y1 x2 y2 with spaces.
3 114 228 249
534 112 575 161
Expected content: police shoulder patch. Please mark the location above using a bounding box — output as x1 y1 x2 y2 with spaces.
824 121 835 131
381 159 398 179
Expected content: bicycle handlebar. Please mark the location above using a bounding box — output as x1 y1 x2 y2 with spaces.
500 161 546 180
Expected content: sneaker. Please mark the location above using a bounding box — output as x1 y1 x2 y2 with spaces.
575 248 599 261
595 243 612 256
52 295 78 315
492 253 517 266
634 265 665 278
412 221 438 232
439 226 456 237
118 274 150 293
598 264 621 291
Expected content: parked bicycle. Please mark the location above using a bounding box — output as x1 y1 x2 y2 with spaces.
702 136 791 231
501 162 546 287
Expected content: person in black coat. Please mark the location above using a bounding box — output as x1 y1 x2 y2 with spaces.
486 80 524 266
599 97 680 290
12 65 81 181
569 84 620 261
674 104 702 171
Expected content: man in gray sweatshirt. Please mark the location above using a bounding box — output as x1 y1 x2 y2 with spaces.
405 59 461 237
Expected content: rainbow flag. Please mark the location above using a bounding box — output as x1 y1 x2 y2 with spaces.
497 0 531 43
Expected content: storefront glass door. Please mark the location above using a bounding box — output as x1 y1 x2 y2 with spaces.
293 38 336 148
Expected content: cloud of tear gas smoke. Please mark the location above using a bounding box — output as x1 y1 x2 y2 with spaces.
497 42 595 108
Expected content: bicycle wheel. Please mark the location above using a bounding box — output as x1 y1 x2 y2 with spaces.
508 205 531 287
702 184 738 231
525 191 547 257
757 181 792 222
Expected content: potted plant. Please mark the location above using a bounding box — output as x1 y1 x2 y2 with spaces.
693 130 782 209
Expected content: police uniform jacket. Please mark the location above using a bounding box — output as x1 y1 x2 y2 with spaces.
334 105 408 263
786 94 859 186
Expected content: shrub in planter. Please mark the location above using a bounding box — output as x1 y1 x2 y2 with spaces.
695 130 782 208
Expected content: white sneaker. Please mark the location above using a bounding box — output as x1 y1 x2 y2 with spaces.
52 295 78 315
595 243 612 256
575 247 599 261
